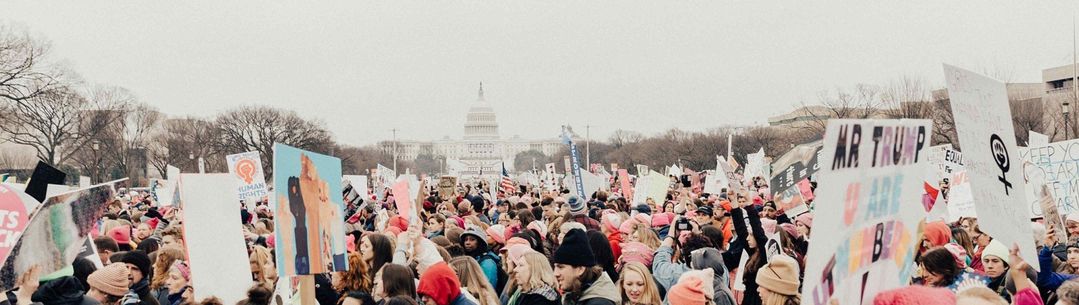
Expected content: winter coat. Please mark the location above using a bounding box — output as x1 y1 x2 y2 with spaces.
690 248 736 305
1039 245 1078 293
29 276 100 305
510 285 560 305
651 245 689 293
563 273 619 305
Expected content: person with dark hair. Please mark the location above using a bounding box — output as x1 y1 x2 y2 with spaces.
120 250 158 305
137 238 160 255
918 247 963 288
236 285 275 305
384 295 420 305
96 236 120 265
460 228 503 290
72 257 99 293
586 230 619 281
552 229 619 305
343 291 378 305
361 233 395 283
376 264 417 303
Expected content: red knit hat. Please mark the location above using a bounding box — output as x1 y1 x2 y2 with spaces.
873 286 956 305
417 262 461 305
923 221 950 248
387 215 409 232
108 225 131 245
668 275 707 305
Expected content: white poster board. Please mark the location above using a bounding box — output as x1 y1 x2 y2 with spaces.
944 64 1037 270
180 174 253 304
800 119 930 304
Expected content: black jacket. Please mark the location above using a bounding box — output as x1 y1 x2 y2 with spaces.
30 276 101 305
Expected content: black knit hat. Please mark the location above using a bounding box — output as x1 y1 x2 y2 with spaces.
120 250 152 279
552 229 596 267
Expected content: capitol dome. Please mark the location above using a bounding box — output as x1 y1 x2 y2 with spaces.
463 82 500 140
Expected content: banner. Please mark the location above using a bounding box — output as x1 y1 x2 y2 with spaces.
563 130 586 200
944 64 1037 270
272 143 348 276
800 119 930 305
181 174 251 304
0 183 115 291
226 151 269 204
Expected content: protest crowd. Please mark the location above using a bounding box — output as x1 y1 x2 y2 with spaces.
1 68 1077 305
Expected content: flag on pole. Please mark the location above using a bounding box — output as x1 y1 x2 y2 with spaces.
501 163 515 195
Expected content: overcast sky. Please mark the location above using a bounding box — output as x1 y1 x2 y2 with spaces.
2 2 1077 146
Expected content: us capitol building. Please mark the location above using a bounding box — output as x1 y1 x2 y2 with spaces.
380 83 567 177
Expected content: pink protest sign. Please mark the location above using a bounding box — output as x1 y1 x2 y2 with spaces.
0 185 32 263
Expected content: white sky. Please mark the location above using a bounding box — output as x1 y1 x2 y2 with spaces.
2 1 1077 146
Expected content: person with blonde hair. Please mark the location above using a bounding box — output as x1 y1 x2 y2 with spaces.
249 245 277 290
617 262 661 305
448 257 500 305
629 223 661 250
509 252 559 305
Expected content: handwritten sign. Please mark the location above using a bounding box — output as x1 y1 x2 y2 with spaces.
801 119 930 305
945 64 1037 271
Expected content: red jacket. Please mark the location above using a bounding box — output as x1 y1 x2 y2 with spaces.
607 231 623 263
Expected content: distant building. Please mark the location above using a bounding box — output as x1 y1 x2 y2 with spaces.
380 84 564 176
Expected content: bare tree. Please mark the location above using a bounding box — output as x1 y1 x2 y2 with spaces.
801 84 883 133
214 105 334 177
608 129 643 148
879 76 932 119
147 116 224 176
0 24 63 104
0 85 127 166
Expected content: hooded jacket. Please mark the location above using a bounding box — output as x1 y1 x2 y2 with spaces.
564 272 620 305
418 262 478 305
691 248 736 305
31 276 100 305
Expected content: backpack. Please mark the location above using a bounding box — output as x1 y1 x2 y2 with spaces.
479 252 508 293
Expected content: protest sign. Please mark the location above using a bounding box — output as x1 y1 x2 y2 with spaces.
226 151 269 204
770 143 823 195
944 64 1037 270
160 166 181 207
392 177 415 221
24 161 65 203
800 119 930 305
618 169 633 201
1019 138 1079 217
718 160 746 194
272 143 348 276
563 130 586 200
0 183 115 291
438 176 458 201
744 148 767 181
342 175 369 203
0 184 39 266
78 176 90 188
774 184 808 218
704 156 731 195
181 174 251 304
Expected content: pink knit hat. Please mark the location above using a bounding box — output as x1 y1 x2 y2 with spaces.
618 242 655 268
619 219 638 235
873 286 956 305
760 218 777 235
602 214 622 234
506 244 534 263
795 213 814 228
632 213 651 226
651 213 670 227
486 225 507 245
779 223 800 239
527 221 547 238
108 225 132 245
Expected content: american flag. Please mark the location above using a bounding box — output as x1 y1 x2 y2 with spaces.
501 163 515 195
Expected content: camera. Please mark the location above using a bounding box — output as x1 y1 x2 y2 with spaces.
675 217 692 231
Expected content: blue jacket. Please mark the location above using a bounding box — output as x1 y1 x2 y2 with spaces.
1039 245 1077 291
652 245 689 292
475 252 501 289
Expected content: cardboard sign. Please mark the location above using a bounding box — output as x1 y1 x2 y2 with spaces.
1020 139 1079 217
774 183 808 217
226 151 269 204
618 169 633 201
718 160 746 194
391 177 414 221
743 148 767 181
945 64 1037 270
1029 130 1050 147
800 119 930 305
272 143 348 276
0 183 115 291
181 174 251 304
